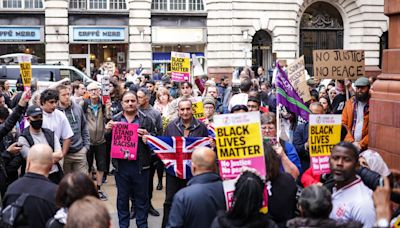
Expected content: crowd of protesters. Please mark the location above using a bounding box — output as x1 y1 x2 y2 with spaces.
0 65 398 228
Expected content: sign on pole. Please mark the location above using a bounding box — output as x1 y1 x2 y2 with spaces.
111 123 139 160
313 50 365 80
287 56 312 102
171 51 190 82
101 76 110 104
308 114 342 175
214 112 266 179
192 97 205 120
17 55 32 91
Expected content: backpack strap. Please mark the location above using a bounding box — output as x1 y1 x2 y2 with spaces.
13 193 29 207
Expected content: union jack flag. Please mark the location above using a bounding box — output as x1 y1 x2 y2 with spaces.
146 136 211 179
207 124 216 138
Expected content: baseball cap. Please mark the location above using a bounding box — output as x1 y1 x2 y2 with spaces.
354 77 370 87
26 105 43 117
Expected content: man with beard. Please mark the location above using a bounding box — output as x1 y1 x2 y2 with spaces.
342 77 370 152
327 142 375 228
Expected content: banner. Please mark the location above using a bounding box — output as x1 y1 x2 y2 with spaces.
308 114 342 175
17 55 32 91
111 123 139 160
101 76 110 104
192 97 205 120
214 112 266 179
171 51 190 82
313 50 365 80
287 56 311 102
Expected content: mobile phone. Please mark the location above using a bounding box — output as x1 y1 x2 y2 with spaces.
379 177 384 187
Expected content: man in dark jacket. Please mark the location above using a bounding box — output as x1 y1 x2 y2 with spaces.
106 91 156 228
167 147 225 228
162 98 209 227
3 144 57 228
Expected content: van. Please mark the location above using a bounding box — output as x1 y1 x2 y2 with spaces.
0 64 96 91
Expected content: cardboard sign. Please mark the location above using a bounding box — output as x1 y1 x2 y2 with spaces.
101 76 110 104
192 97 205 120
287 56 312 102
313 50 365 80
171 51 190 82
308 114 342 175
111 123 139 160
214 112 266 179
17 55 32 91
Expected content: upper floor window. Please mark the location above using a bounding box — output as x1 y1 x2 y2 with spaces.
69 0 126 10
152 0 204 11
2 0 43 9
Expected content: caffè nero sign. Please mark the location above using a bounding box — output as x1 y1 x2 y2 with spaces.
70 26 128 43
0 27 43 42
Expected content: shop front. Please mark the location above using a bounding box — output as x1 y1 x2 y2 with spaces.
0 26 45 63
69 26 128 77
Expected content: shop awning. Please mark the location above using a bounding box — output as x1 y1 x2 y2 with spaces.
152 52 204 63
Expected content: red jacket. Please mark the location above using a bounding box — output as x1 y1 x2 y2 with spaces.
301 168 321 188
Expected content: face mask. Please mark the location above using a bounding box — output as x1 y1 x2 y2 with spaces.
30 119 43 130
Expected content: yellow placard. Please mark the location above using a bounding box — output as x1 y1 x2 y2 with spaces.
19 62 32 87
171 56 190 73
216 122 263 160
309 124 341 157
192 101 205 119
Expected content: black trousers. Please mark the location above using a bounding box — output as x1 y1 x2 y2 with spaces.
161 173 188 228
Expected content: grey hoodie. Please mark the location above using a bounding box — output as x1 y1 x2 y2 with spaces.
57 101 90 153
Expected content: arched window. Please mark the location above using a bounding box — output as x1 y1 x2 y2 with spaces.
69 0 127 10
152 0 204 11
252 30 273 71
1 0 43 8
300 2 343 75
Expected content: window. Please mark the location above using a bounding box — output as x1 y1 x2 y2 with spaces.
69 0 126 10
152 0 204 11
2 0 43 8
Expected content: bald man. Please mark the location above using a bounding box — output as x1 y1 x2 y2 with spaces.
167 147 226 228
3 144 58 228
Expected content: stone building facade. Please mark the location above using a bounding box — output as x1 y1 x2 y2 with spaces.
0 0 388 78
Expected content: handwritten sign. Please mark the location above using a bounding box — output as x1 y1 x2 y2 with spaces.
313 50 365 80
192 98 205 120
171 51 190 82
17 55 32 91
214 112 266 179
308 114 342 175
287 56 311 102
111 123 139 160
101 76 110 104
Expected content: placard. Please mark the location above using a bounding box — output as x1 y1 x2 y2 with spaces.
214 112 266 179
308 114 342 175
111 123 139 160
17 55 32 91
313 50 365 80
287 56 311 102
171 51 190 82
101 76 110 104
192 97 205 120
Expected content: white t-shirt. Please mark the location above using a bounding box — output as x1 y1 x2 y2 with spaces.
330 176 376 228
354 101 366 142
228 93 248 111
42 109 74 141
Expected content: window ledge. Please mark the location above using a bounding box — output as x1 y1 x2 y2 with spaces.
68 9 129 15
151 11 207 16
0 8 44 13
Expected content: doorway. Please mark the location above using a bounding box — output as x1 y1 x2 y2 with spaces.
69 54 90 77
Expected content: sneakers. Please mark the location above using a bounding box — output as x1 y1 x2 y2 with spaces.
98 190 108 201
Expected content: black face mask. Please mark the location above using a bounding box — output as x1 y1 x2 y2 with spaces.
30 119 43 130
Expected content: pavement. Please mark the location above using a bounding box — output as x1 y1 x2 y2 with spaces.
102 174 165 228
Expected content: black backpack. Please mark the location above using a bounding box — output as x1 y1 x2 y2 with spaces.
0 193 29 227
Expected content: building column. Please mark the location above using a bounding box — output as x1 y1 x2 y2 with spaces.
128 0 152 73
369 0 400 168
44 0 69 65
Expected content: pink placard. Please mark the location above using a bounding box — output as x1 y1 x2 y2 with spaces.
311 155 331 175
171 72 190 82
218 157 266 180
111 123 139 160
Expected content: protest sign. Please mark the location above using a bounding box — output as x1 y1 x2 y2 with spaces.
308 114 342 175
17 55 32 91
171 51 190 82
287 56 312 102
313 50 365 80
214 112 266 179
111 123 139 160
192 97 205 120
101 76 110 104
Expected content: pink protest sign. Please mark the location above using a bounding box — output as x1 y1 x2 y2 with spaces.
218 157 266 180
111 123 139 160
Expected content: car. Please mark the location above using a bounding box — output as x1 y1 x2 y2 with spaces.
0 64 96 91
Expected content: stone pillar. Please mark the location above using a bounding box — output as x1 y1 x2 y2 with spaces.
368 0 400 168
44 0 69 65
128 0 152 73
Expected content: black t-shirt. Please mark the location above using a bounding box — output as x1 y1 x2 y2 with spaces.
331 93 346 114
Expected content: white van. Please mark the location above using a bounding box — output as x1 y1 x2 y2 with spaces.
0 64 96 91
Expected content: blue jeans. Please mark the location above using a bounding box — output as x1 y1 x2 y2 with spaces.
115 159 149 228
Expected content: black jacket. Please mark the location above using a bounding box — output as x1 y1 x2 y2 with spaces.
293 122 309 172
286 217 362 228
3 172 58 228
112 110 156 170
211 211 279 228
164 117 208 138
0 104 26 139
167 172 226 228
